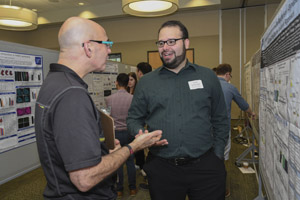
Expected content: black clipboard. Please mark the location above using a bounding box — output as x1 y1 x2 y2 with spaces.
99 110 115 149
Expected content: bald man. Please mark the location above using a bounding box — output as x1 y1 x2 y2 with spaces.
35 17 166 200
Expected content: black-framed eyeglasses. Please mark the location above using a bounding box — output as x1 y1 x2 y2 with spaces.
155 38 185 48
82 40 114 48
228 73 232 78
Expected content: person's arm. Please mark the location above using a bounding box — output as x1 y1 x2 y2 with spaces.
127 80 148 136
69 130 163 192
231 86 255 120
245 107 255 120
52 89 161 192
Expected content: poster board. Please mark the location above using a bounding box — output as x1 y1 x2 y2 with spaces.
0 51 43 153
250 50 261 133
244 62 252 109
83 61 135 110
0 40 59 185
259 0 300 199
83 61 118 109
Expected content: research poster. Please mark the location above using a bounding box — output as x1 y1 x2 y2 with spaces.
83 61 118 110
0 51 43 153
260 0 300 199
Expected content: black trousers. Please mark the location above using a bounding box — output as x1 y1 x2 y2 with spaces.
135 150 145 169
143 150 226 200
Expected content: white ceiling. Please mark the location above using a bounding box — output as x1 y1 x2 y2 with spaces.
0 0 282 25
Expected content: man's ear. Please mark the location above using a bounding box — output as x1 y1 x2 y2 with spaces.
83 42 92 58
184 38 190 49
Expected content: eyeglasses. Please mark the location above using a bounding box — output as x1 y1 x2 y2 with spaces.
82 40 114 49
155 38 185 48
228 73 232 78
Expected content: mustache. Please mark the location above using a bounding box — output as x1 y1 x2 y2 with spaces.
160 50 175 56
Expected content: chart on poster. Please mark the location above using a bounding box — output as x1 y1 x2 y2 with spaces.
0 51 43 153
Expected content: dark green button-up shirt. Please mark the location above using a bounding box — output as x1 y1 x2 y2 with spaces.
127 61 229 159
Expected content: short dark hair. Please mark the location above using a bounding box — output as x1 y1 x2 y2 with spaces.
158 20 189 39
137 62 152 75
216 64 232 75
117 73 129 87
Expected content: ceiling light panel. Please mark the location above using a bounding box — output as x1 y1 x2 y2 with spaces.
122 0 179 17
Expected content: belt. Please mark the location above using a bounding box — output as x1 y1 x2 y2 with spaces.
154 148 213 166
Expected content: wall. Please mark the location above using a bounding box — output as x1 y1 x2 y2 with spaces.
221 5 278 118
110 35 219 68
0 29 28 45
222 9 241 118
0 5 279 119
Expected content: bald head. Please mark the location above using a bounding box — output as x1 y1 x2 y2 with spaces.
57 17 111 78
58 17 106 50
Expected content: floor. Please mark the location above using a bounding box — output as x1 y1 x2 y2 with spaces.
0 120 260 200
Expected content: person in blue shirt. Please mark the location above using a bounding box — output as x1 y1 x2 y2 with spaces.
216 63 255 197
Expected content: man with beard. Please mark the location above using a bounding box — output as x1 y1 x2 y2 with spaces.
127 20 229 200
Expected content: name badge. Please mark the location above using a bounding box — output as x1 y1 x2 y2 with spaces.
188 80 203 90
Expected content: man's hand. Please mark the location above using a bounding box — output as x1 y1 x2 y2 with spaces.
155 139 168 146
248 112 256 120
135 129 168 147
130 129 166 152
109 139 121 153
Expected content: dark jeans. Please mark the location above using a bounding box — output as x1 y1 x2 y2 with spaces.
115 130 136 191
143 149 226 200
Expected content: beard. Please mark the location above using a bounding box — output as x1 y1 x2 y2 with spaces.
160 46 186 69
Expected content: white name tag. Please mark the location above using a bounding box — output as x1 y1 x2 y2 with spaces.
188 80 203 90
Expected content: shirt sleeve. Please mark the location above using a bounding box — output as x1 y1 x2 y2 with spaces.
210 73 230 159
52 88 102 171
127 81 147 136
231 86 249 111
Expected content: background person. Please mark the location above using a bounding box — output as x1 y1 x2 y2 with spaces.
105 73 137 197
216 63 255 197
127 20 229 200
127 72 137 94
35 16 165 200
212 67 217 73
136 62 152 79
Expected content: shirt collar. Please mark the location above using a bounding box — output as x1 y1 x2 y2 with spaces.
158 60 196 74
218 77 226 82
117 89 127 93
49 63 88 89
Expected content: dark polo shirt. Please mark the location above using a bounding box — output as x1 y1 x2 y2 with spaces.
35 64 116 199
